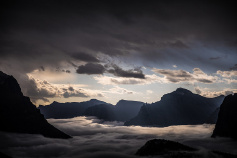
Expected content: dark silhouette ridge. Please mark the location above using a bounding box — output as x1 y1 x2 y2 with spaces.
136 139 237 157
39 98 143 122
83 100 144 122
212 94 237 139
136 139 196 156
0 71 71 139
125 88 224 127
38 99 107 119
115 100 143 121
84 104 116 121
205 107 220 124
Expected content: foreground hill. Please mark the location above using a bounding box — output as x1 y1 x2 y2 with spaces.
136 139 236 157
212 94 237 139
0 71 71 139
39 99 107 119
125 88 224 127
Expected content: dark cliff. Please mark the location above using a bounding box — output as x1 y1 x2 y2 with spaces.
212 94 237 139
0 71 71 139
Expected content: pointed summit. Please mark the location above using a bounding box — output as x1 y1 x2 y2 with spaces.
175 88 193 94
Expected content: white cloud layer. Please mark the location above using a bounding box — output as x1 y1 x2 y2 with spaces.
1 117 237 158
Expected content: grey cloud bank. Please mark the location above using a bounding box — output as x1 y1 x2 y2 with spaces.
1 117 237 158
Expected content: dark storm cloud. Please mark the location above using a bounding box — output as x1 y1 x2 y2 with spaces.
76 63 106 75
107 64 145 79
70 52 99 63
0 0 236 74
76 63 145 79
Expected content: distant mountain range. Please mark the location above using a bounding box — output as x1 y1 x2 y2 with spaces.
0 71 71 139
38 99 108 119
40 99 143 122
125 88 224 127
39 87 225 127
212 93 237 139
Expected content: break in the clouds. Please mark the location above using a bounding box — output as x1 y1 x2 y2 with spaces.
195 86 237 98
76 63 106 75
24 75 104 103
1 117 237 158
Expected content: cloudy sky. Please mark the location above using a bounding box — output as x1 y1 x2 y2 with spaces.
1 0 237 105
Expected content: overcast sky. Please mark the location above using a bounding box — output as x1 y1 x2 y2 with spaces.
1 0 237 105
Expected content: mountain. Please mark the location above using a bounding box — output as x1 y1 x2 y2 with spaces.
205 107 220 124
0 71 71 139
84 100 144 122
115 100 143 121
38 99 107 119
136 139 236 157
84 104 116 121
212 94 237 139
125 88 224 127
136 139 196 156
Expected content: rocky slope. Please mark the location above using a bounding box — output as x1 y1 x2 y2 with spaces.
0 71 71 139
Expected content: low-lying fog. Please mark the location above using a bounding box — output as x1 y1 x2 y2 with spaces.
1 116 237 158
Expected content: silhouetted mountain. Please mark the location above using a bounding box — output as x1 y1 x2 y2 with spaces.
39 99 107 119
136 139 196 156
212 94 237 139
136 139 236 157
0 71 71 139
206 107 220 124
84 104 116 121
83 100 143 122
115 100 143 121
125 88 224 127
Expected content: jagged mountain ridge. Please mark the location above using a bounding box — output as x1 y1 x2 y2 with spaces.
39 98 144 121
0 71 71 139
38 99 108 119
125 88 224 127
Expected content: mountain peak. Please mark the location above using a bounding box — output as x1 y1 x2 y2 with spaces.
175 88 193 94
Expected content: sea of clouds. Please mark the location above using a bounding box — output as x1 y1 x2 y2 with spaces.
1 116 237 158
